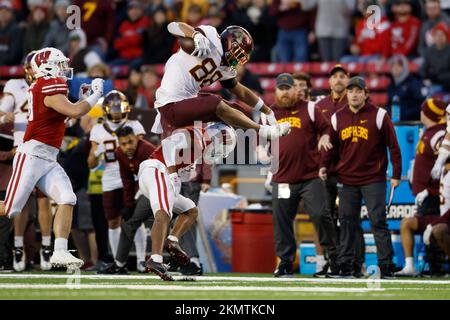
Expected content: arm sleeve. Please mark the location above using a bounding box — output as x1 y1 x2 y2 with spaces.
314 107 332 136
161 131 189 167
117 152 136 208
382 114 402 179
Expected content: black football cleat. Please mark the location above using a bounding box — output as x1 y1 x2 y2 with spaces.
97 263 129 275
273 261 294 278
164 239 190 266
180 262 203 276
146 258 174 281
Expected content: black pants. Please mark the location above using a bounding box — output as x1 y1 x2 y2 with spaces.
417 195 440 216
0 191 12 266
272 179 337 264
89 194 110 262
337 182 394 269
178 181 200 258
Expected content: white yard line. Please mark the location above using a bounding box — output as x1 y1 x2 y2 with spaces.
0 283 384 293
0 273 449 285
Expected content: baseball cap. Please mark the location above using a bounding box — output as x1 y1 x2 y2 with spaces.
0 0 13 10
346 76 367 90
276 73 294 88
432 22 449 40
329 64 349 77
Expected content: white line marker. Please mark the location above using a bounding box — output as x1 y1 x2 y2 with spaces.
0 283 384 293
0 274 449 285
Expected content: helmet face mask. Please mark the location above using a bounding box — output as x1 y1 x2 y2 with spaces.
220 26 253 70
102 90 131 124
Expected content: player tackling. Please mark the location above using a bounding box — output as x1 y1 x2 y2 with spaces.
0 47 104 268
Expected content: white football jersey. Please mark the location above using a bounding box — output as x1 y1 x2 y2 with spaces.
90 119 146 192
0 79 29 146
154 25 237 108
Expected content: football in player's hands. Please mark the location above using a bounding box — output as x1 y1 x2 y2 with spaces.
179 37 195 55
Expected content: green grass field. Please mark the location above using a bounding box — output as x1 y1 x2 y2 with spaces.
0 272 449 300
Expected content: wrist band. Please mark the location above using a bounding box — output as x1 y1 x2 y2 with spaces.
254 98 264 111
86 92 100 107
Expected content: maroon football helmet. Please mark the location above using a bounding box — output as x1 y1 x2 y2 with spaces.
220 26 254 68
23 50 37 84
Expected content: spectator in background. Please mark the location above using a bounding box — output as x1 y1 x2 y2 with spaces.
269 0 316 62
42 0 70 55
229 0 254 35
418 0 450 57
112 1 151 70
0 0 22 65
180 0 209 22
307 0 355 62
68 29 103 78
22 5 49 56
73 0 116 59
246 0 277 62
341 0 391 63
292 72 312 102
199 3 227 33
135 66 161 109
142 5 174 65
185 4 204 26
420 22 450 94
389 0 421 58
387 54 424 121
124 67 142 106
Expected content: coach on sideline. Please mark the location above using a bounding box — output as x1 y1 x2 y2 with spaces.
265 73 338 277
320 76 402 279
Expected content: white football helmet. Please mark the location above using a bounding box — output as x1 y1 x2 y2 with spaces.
203 122 237 164
30 47 73 80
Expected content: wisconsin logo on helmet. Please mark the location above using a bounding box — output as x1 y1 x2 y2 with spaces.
34 50 51 68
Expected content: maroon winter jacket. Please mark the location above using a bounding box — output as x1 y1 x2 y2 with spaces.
267 100 331 183
316 94 348 174
322 102 402 185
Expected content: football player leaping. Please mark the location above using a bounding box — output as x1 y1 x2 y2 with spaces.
0 47 104 269
0 51 53 271
87 90 148 272
152 22 290 139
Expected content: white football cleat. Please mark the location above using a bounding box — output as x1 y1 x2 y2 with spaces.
395 266 418 277
50 250 84 269
13 247 26 272
259 123 291 140
40 246 53 271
